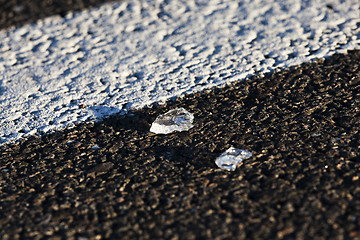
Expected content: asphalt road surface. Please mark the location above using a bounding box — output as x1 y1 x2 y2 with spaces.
1 1 360 239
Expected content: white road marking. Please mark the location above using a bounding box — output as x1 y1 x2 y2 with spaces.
0 0 359 144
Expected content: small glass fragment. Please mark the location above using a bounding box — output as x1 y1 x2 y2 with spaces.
91 144 101 150
311 133 321 137
150 108 194 134
215 147 252 171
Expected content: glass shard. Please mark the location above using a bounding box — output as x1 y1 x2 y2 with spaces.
215 147 252 171
91 144 101 150
150 108 194 134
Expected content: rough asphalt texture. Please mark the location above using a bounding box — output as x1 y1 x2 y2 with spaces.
0 50 359 239
1 1 360 240
0 0 117 29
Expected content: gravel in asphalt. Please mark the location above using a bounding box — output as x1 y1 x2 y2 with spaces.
0 50 359 239
0 0 119 29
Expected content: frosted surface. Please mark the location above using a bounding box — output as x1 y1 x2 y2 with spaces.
0 0 359 144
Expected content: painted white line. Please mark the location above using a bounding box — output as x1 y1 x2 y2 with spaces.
0 0 359 144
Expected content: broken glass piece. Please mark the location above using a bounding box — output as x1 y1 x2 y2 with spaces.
150 108 194 134
91 144 101 150
215 147 252 171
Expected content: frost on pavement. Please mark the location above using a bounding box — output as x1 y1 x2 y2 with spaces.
0 0 359 144
150 108 194 134
215 147 253 171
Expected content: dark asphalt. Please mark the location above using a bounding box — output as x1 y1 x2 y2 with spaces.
0 1 360 240
1 50 359 239
0 0 117 30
